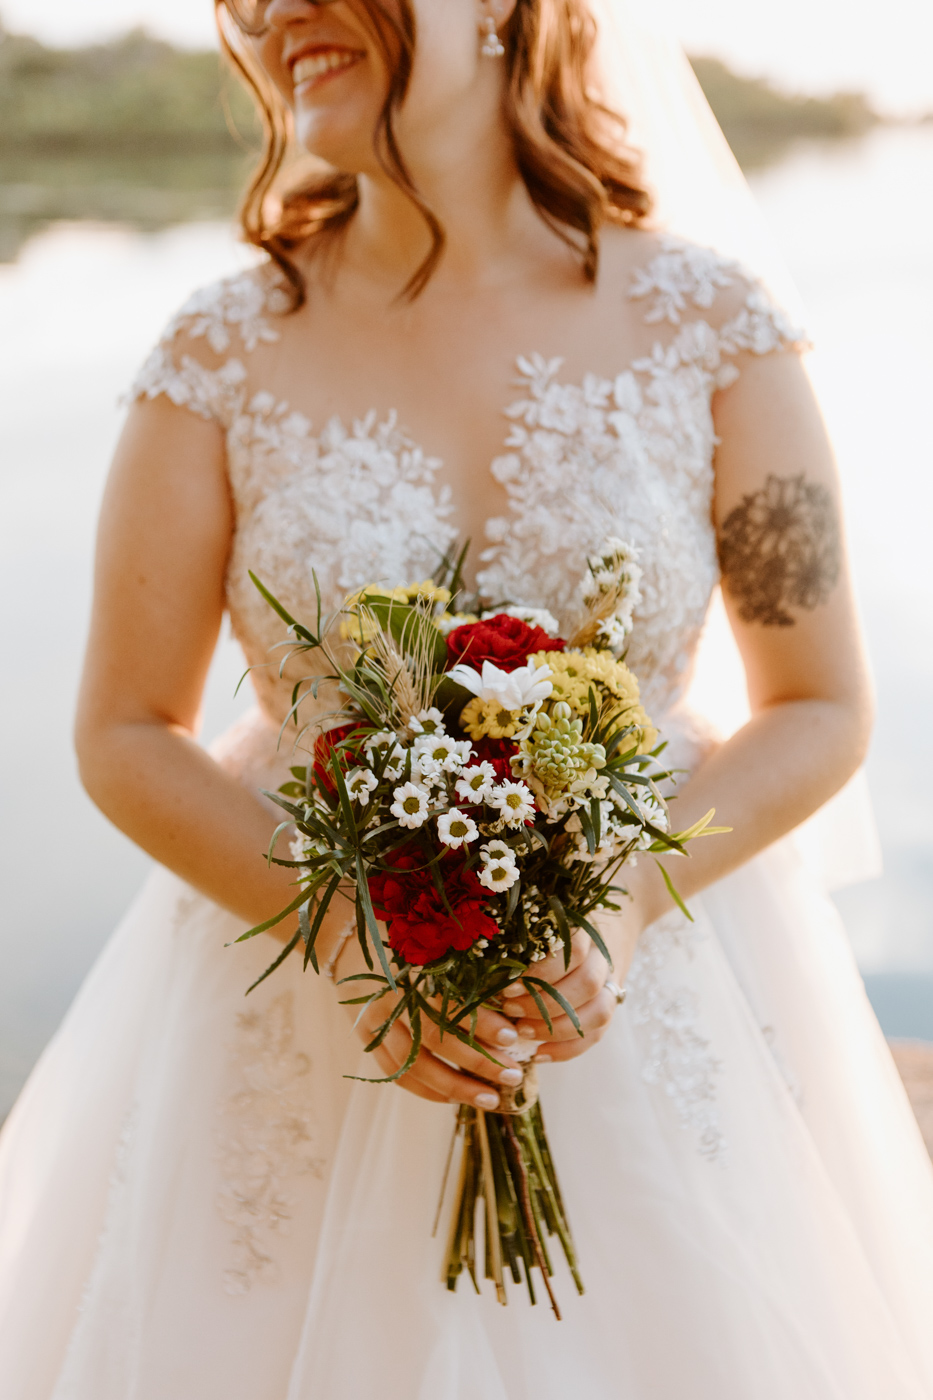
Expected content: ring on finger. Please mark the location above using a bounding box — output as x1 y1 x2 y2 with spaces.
605 979 627 1006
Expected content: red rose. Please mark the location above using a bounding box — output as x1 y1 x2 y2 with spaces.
446 614 565 672
368 848 498 966
312 723 365 796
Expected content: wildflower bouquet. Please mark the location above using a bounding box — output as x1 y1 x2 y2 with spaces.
238 541 720 1318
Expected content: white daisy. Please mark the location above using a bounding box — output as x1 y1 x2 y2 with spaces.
390 782 431 829
408 707 445 736
345 767 379 805
456 762 497 804
479 859 520 892
491 780 536 827
480 839 516 865
414 734 468 774
436 810 479 849
363 730 408 778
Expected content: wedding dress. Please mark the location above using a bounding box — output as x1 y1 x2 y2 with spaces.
2 238 933 1400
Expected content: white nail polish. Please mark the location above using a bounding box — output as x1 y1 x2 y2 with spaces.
476 1092 499 1110
535 1054 552 1063
496 1027 518 1045
499 1068 523 1086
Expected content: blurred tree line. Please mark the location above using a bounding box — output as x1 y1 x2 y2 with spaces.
0 27 259 153
0 20 881 260
0 24 878 163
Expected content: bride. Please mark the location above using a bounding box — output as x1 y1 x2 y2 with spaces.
3 0 933 1395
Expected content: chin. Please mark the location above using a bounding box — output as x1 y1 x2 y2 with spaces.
293 103 380 174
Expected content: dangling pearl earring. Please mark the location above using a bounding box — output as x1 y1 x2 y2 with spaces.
480 15 505 57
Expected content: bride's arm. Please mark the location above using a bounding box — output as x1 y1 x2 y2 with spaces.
76 396 521 1106
500 349 875 1056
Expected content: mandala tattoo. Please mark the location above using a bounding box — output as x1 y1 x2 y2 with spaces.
718 473 841 627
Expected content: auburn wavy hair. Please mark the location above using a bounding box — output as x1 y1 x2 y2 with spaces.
215 0 652 306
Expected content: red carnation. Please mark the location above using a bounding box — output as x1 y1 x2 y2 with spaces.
368 848 498 966
446 614 564 673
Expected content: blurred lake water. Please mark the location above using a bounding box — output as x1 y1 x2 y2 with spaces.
2 123 932 1116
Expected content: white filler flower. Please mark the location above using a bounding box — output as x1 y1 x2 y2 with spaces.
447 659 554 711
390 782 431 829
436 811 479 849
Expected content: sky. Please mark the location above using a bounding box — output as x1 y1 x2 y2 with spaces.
2 0 932 114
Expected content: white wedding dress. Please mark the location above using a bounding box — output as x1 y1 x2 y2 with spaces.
2 236 933 1400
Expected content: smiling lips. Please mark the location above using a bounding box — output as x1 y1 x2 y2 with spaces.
292 48 362 91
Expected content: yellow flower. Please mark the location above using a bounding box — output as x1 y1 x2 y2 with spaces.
405 580 452 606
343 583 409 609
340 583 413 645
529 648 657 752
460 696 521 740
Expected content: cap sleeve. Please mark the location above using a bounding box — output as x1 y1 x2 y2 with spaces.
628 235 810 388
125 265 285 430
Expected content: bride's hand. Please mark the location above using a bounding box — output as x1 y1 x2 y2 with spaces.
498 899 644 1064
332 931 525 1110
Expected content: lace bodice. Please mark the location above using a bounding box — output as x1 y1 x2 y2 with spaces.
130 236 805 729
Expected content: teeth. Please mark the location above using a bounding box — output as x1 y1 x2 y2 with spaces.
293 51 357 86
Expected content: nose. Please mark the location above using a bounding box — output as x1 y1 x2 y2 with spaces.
264 0 316 26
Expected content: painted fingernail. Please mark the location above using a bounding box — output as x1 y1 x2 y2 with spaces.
476 1092 500 1110
535 1054 552 1063
501 983 525 998
519 1024 538 1039
496 1027 518 1046
499 1068 523 1086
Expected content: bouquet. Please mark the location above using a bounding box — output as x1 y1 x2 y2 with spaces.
237 540 720 1318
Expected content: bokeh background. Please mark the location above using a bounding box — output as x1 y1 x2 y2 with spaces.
2 0 932 1122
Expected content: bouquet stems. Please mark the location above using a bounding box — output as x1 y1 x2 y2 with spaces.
438 1066 584 1319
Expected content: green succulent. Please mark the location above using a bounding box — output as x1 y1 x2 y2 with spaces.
518 703 606 796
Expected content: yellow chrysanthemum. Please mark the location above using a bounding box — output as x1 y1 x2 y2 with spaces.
529 648 656 752
460 696 521 740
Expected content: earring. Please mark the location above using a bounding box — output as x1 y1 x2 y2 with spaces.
480 15 505 57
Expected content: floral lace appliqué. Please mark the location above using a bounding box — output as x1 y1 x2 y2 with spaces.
628 237 739 324
216 990 324 1295
129 237 805 732
626 910 725 1161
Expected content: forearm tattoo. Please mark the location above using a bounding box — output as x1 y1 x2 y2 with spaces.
718 473 841 627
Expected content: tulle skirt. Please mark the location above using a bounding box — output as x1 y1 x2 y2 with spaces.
2 714 933 1399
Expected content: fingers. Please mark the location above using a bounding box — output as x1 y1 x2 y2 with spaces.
501 940 609 1022
516 985 617 1044
375 1022 504 1111
419 1015 523 1088
501 930 590 1004
533 1035 596 1064
468 1003 522 1051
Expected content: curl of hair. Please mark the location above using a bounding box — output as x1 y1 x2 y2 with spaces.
215 0 652 307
